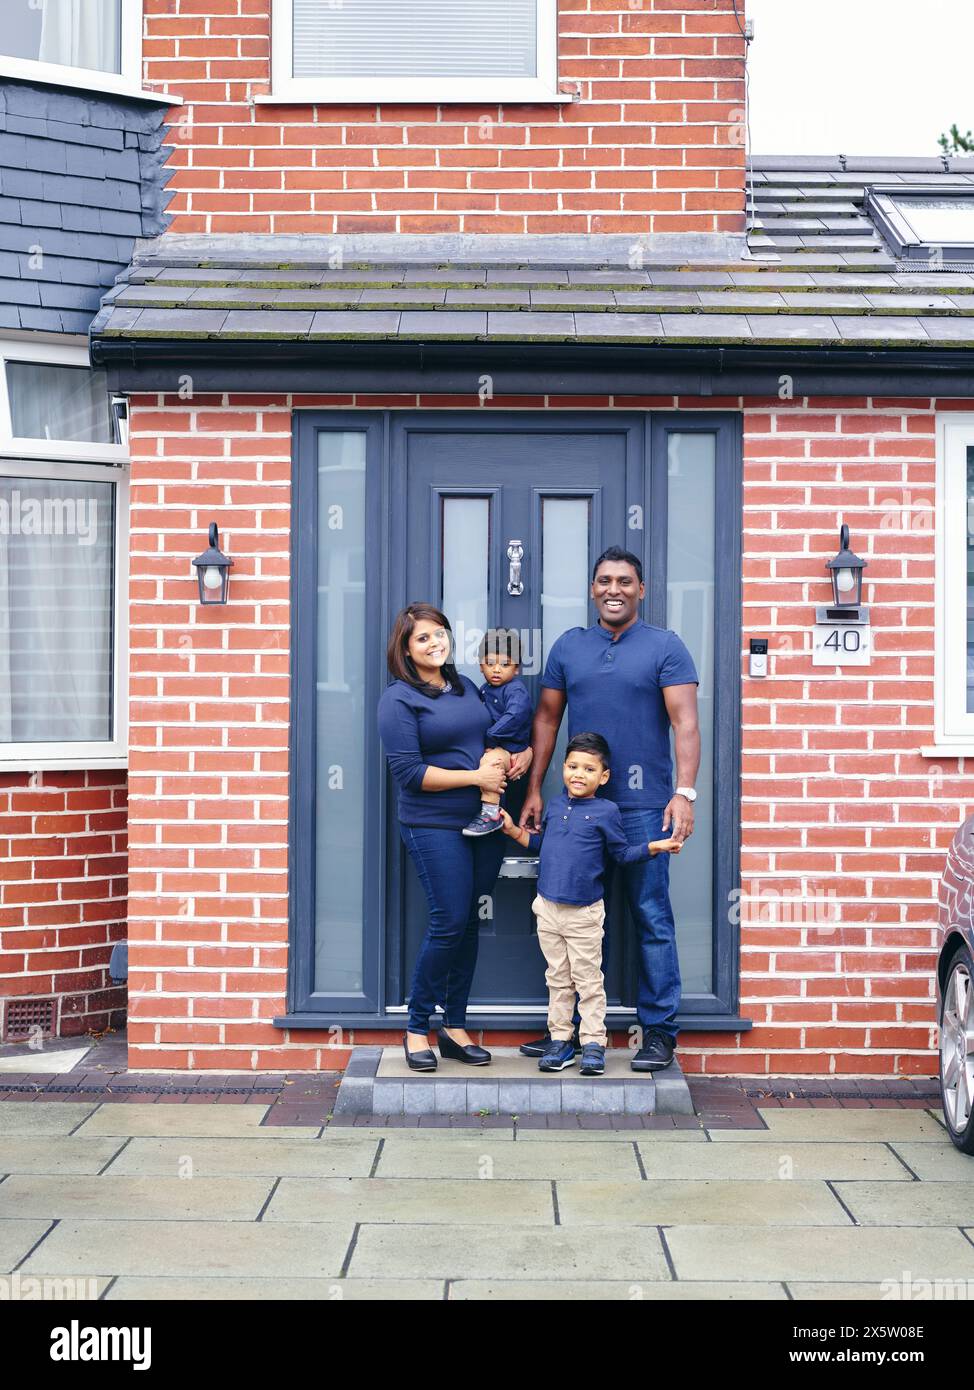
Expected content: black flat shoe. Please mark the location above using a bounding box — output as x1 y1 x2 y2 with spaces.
403 1033 437 1071
437 1029 491 1065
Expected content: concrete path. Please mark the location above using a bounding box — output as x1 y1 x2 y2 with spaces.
1 1101 972 1300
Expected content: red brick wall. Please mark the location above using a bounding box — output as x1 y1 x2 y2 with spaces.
125 391 964 1076
143 0 747 235
0 772 128 1039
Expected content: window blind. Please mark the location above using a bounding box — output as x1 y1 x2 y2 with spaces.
291 0 538 79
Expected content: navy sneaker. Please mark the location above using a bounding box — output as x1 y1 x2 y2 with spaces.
461 809 504 837
538 1039 577 1072
579 1043 606 1076
519 1028 582 1057
631 1027 676 1072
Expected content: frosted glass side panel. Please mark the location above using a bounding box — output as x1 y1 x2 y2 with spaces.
541 497 590 803
315 433 367 993
441 496 490 682
666 433 716 995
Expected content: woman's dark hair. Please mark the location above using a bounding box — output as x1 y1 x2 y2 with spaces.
592 545 643 584
565 731 611 769
387 603 465 696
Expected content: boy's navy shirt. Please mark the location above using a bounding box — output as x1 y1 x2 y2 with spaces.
540 619 698 811
377 675 492 829
480 675 532 753
526 789 652 907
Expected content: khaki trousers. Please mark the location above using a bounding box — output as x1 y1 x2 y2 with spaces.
532 893 607 1047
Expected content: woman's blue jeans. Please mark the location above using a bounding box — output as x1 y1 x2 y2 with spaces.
400 824 506 1034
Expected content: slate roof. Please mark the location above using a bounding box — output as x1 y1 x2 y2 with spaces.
0 79 173 335
91 157 974 352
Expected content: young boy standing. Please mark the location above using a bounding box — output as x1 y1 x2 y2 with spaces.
501 732 682 1076
462 628 533 837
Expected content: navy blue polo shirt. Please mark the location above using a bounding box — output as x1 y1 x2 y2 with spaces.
541 619 698 811
377 675 493 829
480 676 532 753
526 790 652 906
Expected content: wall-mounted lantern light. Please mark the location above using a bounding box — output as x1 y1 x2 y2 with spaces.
813 522 871 668
826 523 867 609
192 523 233 605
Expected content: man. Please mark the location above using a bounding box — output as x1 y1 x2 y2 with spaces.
518 546 700 1072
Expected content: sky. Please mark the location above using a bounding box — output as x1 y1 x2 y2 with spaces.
745 0 971 157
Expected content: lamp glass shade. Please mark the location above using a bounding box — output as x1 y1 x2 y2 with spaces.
192 523 233 605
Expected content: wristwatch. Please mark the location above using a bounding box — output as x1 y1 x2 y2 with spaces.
675 786 698 803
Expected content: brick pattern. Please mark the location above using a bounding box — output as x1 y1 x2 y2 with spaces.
123 391 966 1077
0 772 128 1037
143 0 746 235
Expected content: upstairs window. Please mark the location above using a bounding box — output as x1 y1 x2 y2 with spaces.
268 0 562 103
0 0 142 98
867 186 974 265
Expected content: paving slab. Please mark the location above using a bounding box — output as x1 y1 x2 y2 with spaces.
0 1175 275 1222
888 1143 974 1181
265 1177 553 1225
0 1219 53 1272
73 1104 312 1138
788 1281 923 1300
0 1272 110 1299
375 1137 641 1180
20 1219 356 1279
449 1278 786 1300
0 1047 91 1074
104 1135 379 1178
556 1179 850 1226
349 1222 669 1281
104 1276 444 1300
637 1140 914 1181
834 1181 974 1227
0 1136 126 1175
0 1103 97 1135
708 1109 949 1143
666 1225 974 1283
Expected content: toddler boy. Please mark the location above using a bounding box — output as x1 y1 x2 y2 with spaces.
463 628 532 837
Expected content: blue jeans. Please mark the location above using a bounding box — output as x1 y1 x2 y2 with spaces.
400 824 506 1034
571 806 681 1042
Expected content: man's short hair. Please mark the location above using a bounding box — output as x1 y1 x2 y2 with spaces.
479 627 521 664
565 731 611 768
592 545 643 584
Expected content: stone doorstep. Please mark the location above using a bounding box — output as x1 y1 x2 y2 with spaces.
333 1047 694 1118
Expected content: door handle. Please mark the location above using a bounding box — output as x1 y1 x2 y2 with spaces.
507 539 524 596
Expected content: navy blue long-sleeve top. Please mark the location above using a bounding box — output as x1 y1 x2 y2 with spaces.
377 675 493 829
480 676 532 753
526 790 652 906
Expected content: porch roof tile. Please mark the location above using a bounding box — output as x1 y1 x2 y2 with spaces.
91 156 974 353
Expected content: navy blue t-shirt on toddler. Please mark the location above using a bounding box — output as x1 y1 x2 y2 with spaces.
480 676 532 753
526 790 653 907
541 620 698 811
376 675 493 829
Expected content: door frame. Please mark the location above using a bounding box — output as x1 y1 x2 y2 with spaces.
284 408 745 1031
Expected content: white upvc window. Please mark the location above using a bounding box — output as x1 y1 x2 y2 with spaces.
935 413 974 749
0 338 128 772
0 0 143 100
265 0 566 104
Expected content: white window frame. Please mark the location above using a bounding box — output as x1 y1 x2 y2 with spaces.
934 413 974 750
263 0 568 105
0 0 143 101
0 338 128 772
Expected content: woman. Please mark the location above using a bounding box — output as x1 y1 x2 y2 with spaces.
377 603 531 1071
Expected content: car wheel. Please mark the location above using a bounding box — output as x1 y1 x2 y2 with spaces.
939 946 974 1154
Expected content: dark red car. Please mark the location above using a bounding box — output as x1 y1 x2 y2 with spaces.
937 814 974 1154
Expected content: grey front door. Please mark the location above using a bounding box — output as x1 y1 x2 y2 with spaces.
390 414 642 1008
